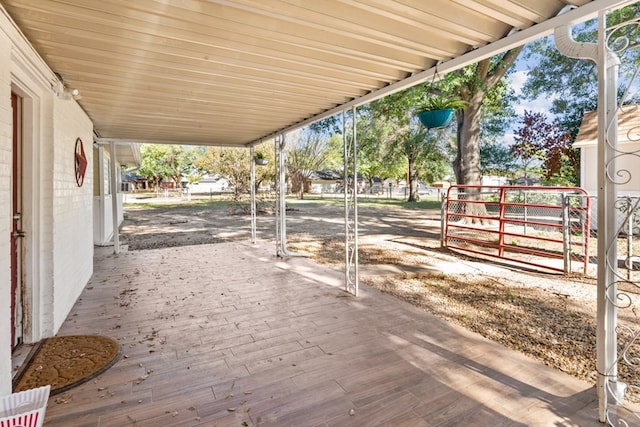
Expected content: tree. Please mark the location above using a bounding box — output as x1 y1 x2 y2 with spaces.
196 147 248 200
323 133 346 173
480 144 518 178
251 145 276 193
448 49 524 186
354 108 405 192
521 4 640 139
138 145 166 189
511 110 575 185
400 128 429 201
368 87 451 202
416 130 452 185
309 116 342 135
403 53 521 219
195 142 274 201
333 47 522 203
138 144 200 190
286 129 334 199
510 119 545 186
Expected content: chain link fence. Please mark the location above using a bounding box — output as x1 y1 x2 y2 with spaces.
615 196 640 282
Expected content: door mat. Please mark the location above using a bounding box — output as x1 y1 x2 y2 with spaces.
12 335 121 395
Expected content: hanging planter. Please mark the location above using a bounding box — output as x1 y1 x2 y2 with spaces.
254 152 268 166
417 109 455 129
415 96 466 130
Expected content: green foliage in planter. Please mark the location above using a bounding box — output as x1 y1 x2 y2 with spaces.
415 96 467 113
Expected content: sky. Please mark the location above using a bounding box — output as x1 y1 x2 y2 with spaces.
502 39 573 147
509 69 557 117
503 65 556 146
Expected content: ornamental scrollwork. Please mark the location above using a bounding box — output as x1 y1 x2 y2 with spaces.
604 10 640 426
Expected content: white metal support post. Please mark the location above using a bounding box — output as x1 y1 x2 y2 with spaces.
343 107 358 296
555 13 623 420
250 145 256 244
274 137 280 254
597 9 623 421
277 134 287 255
353 106 359 296
275 135 284 255
109 141 120 254
273 134 304 257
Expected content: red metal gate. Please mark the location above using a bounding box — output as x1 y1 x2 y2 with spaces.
442 185 591 274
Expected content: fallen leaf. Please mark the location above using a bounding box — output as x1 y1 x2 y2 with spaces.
54 393 72 404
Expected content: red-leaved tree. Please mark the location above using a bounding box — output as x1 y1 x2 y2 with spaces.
511 110 576 185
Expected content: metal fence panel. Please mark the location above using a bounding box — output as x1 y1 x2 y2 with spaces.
442 185 591 274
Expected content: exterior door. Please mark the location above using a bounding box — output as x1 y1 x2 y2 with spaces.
10 92 23 350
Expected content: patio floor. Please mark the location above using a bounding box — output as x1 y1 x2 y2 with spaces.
41 241 601 426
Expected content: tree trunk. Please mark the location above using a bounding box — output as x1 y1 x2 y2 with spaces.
407 153 420 202
291 173 305 199
454 91 488 223
452 48 522 186
453 91 483 186
450 50 522 224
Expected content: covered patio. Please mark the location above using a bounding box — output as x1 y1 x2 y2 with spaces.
2 0 638 425
41 241 602 426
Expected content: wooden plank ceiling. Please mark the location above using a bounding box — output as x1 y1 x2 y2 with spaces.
3 0 594 146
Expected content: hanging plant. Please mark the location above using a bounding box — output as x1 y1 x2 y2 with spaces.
415 96 466 129
254 151 268 166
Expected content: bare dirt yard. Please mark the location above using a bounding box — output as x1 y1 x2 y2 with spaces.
119 194 639 401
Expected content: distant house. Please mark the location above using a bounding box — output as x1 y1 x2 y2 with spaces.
482 175 509 186
190 175 229 194
513 176 541 186
574 108 640 197
307 169 341 194
122 169 149 191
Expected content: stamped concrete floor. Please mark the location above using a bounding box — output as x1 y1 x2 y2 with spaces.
43 241 602 426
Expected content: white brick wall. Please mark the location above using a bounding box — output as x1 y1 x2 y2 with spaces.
0 7 95 393
0 27 13 397
52 97 93 331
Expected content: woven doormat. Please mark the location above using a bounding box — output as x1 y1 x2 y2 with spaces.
13 335 121 395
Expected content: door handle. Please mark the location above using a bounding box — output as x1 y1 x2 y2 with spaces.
12 230 25 238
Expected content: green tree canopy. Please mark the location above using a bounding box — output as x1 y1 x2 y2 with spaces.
195 142 274 200
521 4 640 138
368 86 451 201
480 144 518 178
138 144 201 189
286 129 336 199
435 48 524 186
353 108 405 190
